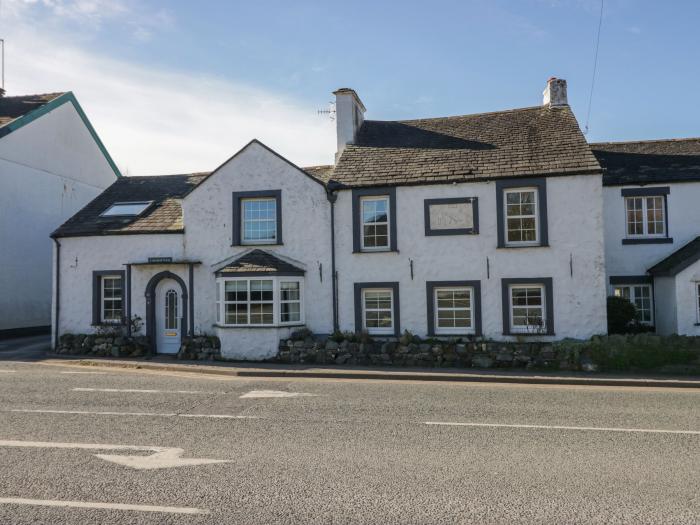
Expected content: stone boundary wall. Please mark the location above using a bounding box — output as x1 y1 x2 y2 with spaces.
276 336 594 371
55 334 221 361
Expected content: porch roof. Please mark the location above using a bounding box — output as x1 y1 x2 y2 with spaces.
648 236 700 276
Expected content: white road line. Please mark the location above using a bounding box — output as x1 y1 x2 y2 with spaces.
60 371 109 375
9 408 258 419
424 421 700 435
0 497 208 515
240 389 317 398
0 370 16 373
72 387 221 394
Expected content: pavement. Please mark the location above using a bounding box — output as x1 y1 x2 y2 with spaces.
0 346 698 523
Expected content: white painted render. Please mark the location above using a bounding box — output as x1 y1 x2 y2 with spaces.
334 174 608 340
603 182 700 278
334 89 365 160
183 141 332 359
670 262 700 336
1 100 117 332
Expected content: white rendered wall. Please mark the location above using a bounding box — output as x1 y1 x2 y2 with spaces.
333 174 608 341
1 101 117 331
182 141 333 358
55 235 187 337
603 182 700 277
652 276 677 335
673 263 700 336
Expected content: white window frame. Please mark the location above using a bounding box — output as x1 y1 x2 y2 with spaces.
624 195 666 239
217 276 304 327
360 195 391 252
279 280 303 325
241 197 278 245
100 275 123 324
361 288 394 335
509 284 546 334
433 286 475 335
612 284 654 325
696 283 700 325
504 188 539 247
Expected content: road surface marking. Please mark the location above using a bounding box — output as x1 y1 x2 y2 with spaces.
424 422 700 435
9 408 257 419
0 439 230 470
240 389 317 398
0 497 208 514
11 409 177 417
72 387 222 394
0 370 16 373
60 371 109 375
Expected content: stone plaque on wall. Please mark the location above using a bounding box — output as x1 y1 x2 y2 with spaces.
424 197 478 235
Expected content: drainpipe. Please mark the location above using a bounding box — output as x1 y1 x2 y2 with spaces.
326 182 340 333
52 238 61 350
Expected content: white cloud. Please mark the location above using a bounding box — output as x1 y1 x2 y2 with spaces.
2 26 336 174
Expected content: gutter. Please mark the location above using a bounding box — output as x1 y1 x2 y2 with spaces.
53 238 61 350
326 182 340 333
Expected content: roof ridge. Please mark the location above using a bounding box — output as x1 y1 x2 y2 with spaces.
364 105 549 125
591 137 700 147
0 92 66 100
120 172 211 179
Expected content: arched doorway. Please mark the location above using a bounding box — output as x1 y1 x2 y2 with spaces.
145 271 188 354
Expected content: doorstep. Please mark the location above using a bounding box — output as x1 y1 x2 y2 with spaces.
39 355 700 389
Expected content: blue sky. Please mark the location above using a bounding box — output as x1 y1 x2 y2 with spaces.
3 0 699 173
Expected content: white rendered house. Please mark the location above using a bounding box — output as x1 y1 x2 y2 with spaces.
593 139 700 335
52 78 613 359
0 92 119 337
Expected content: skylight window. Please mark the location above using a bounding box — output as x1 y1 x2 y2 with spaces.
100 201 152 217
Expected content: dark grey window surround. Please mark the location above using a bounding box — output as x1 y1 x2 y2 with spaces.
501 277 554 336
423 197 479 236
609 275 656 328
92 270 126 325
496 178 548 249
426 280 482 337
621 186 672 245
352 187 398 253
232 190 282 247
353 282 400 337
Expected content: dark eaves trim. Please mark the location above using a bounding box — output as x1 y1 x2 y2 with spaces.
51 229 185 239
0 92 121 178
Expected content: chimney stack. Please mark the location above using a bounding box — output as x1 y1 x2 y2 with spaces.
333 88 366 161
543 77 568 107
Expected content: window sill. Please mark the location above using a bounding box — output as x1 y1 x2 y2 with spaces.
92 322 124 327
497 243 549 249
353 249 399 254
503 331 555 337
621 238 673 245
232 243 284 248
428 332 479 338
426 229 478 237
213 323 304 330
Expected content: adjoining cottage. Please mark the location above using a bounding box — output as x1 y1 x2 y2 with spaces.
56 77 697 359
0 91 119 337
592 138 700 335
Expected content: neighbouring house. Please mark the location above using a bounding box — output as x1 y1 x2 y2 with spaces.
0 91 120 338
51 78 612 359
593 138 700 335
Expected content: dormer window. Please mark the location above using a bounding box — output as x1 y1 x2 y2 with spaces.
100 201 152 217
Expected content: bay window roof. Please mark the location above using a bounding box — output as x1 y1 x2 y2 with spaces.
216 249 304 277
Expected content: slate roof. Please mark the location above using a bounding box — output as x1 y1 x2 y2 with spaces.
216 249 305 275
302 165 335 183
0 93 65 127
51 173 210 238
648 236 700 276
330 105 601 188
591 138 700 186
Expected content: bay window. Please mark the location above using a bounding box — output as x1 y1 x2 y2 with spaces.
216 277 303 327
